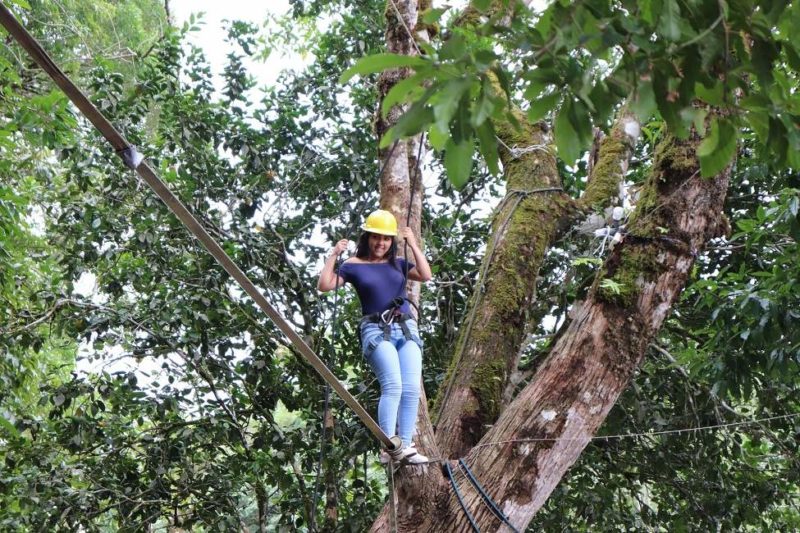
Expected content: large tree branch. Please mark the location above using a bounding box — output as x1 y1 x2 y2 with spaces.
433 107 640 458
410 120 732 531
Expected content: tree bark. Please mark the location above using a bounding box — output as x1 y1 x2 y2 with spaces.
365 2 733 530
372 120 731 529
374 0 440 457
433 110 641 458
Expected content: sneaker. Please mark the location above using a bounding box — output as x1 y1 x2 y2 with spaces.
388 444 429 465
379 449 390 464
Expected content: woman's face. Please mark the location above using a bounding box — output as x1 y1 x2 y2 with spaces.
368 233 393 259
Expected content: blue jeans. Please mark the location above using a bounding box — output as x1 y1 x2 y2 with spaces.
360 319 423 447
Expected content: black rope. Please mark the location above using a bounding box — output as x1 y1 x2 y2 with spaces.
445 462 480 532
459 459 519 532
507 186 564 196
395 133 426 325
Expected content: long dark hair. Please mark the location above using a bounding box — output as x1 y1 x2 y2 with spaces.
356 231 398 268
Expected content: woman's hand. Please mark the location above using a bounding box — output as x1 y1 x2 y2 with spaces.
399 227 432 282
319 238 349 292
400 227 418 249
331 238 349 257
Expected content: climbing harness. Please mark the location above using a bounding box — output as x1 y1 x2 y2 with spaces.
0 4 403 453
360 297 418 344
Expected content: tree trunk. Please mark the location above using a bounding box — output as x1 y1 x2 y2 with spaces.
374 0 439 461
372 121 731 529
433 110 641 458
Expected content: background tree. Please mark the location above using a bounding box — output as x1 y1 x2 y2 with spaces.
1 0 798 531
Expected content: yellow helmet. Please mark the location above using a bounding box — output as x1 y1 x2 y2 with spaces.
361 209 398 236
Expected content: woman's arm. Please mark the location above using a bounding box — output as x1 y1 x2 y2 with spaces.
400 227 432 282
317 239 349 292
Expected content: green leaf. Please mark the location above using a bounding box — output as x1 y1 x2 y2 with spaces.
471 85 497 128
631 80 657 122
472 0 492 11
695 81 723 106
659 0 682 41
444 136 475 189
273 400 306 432
422 7 448 24
751 38 779 87
600 278 623 295
381 72 428 117
428 124 449 151
571 99 594 149
0 415 20 438
476 121 500 175
491 66 513 102
527 92 561 123
784 43 800 72
588 81 616 125
380 102 434 147
653 71 686 138
639 0 657 25
431 78 472 131
555 99 581 164
696 118 719 158
474 50 498 70
339 53 427 84
451 94 473 144
572 257 603 267
680 107 708 136
766 117 789 166
698 117 737 177
440 33 466 61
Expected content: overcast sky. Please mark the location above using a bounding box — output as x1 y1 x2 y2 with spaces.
171 0 298 91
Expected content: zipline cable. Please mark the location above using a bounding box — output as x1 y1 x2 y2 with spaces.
0 3 399 451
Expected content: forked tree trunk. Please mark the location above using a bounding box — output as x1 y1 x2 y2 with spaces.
433 110 641 459
371 123 731 530
366 2 732 531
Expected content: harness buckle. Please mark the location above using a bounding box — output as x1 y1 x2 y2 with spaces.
380 308 395 325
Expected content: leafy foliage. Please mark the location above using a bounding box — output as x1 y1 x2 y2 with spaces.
1 0 798 530
343 0 800 184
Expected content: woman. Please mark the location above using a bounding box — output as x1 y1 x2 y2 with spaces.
318 209 432 464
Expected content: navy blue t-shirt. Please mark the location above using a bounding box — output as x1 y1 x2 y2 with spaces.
338 258 414 315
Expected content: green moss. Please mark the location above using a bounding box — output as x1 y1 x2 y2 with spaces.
581 130 628 210
595 244 662 307
654 134 698 172
627 134 698 234
416 0 440 38
472 358 507 422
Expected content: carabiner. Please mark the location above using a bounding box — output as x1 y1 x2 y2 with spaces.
380 308 395 325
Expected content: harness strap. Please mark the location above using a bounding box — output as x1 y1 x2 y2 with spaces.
361 309 416 343
398 319 412 341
